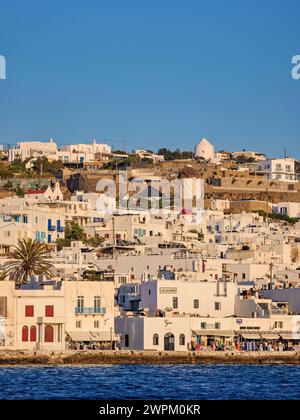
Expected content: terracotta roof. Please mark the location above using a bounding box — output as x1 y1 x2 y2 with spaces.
26 189 46 194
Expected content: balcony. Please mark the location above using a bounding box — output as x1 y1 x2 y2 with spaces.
75 307 106 315
48 225 56 231
57 226 65 232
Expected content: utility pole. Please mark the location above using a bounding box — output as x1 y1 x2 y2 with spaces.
112 216 116 260
269 263 274 290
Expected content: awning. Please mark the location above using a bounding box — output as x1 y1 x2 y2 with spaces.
241 334 260 340
260 333 280 340
67 332 92 342
67 331 118 342
279 333 300 341
192 330 234 337
90 331 116 341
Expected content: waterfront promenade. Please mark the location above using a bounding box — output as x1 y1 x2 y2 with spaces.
0 350 300 365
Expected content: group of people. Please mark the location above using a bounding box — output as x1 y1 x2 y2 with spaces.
191 339 299 352
69 341 118 350
237 341 293 352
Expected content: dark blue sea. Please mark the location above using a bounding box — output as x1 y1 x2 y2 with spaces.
0 364 299 400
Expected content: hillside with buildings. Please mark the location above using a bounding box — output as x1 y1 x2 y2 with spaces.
0 137 300 353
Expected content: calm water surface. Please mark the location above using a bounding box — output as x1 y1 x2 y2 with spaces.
0 364 299 400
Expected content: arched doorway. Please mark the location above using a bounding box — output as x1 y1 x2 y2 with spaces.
30 326 37 342
22 326 28 342
164 332 175 351
44 325 54 342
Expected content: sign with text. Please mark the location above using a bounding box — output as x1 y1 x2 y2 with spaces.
159 287 177 294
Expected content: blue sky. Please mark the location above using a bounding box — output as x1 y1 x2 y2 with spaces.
0 0 299 157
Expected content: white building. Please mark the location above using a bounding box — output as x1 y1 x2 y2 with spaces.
272 202 300 218
233 151 267 162
139 276 237 318
194 138 215 161
9 139 58 162
134 150 164 163
59 140 111 163
256 158 296 182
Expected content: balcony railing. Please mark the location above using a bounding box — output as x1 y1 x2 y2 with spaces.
75 307 106 315
48 226 56 231
57 226 65 232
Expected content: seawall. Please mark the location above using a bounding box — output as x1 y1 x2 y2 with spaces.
0 350 300 365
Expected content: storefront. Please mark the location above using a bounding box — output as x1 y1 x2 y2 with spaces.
192 330 234 351
66 331 119 350
279 333 300 350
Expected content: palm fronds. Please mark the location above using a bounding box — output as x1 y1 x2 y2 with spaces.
4 239 54 285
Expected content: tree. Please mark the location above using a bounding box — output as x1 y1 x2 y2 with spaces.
32 156 64 176
84 236 104 247
4 239 54 285
56 221 84 249
16 185 25 197
157 148 193 161
65 221 84 241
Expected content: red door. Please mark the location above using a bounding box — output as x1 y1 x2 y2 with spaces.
22 326 28 342
30 326 37 342
44 325 54 342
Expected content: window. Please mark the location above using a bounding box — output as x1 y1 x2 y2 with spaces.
45 305 54 317
125 334 129 347
215 322 221 330
22 326 28 342
193 299 199 309
30 326 37 342
76 320 81 329
153 334 159 346
179 334 185 346
173 297 178 309
25 305 34 317
242 273 246 280
201 322 206 329
215 302 221 311
77 296 84 309
274 321 283 329
94 296 101 309
94 321 99 329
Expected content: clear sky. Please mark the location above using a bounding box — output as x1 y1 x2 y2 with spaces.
0 0 299 157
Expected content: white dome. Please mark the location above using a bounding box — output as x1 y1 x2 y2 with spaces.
195 138 215 161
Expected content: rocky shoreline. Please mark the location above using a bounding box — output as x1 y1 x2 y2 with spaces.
0 350 300 365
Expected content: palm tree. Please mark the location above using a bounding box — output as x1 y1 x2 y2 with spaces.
4 238 54 286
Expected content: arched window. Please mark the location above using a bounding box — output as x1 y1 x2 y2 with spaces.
30 326 37 342
22 326 28 342
44 325 54 343
153 334 159 346
179 334 185 346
